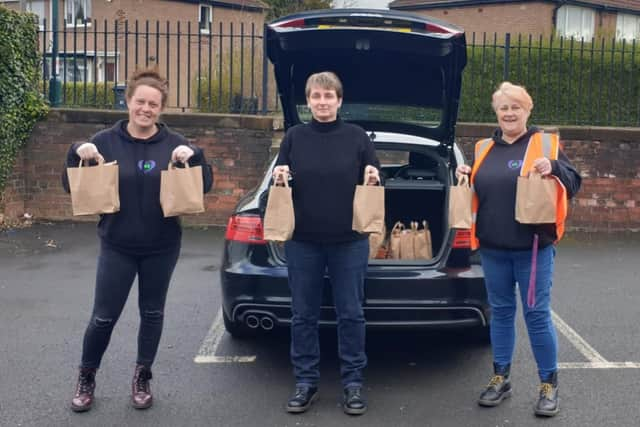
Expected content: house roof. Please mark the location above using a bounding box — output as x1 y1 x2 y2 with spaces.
178 0 269 12
389 0 640 14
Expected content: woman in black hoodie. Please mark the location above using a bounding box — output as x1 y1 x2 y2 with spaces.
456 82 580 417
63 69 213 412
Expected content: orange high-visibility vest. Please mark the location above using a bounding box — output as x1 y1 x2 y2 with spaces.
469 132 568 250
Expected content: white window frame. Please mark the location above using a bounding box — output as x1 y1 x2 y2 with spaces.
66 0 92 27
199 4 212 34
616 13 640 41
556 5 595 40
26 0 47 30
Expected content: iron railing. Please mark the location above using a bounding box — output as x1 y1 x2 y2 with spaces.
37 22 640 126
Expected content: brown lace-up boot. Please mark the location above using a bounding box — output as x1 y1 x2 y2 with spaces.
71 368 97 412
131 365 153 409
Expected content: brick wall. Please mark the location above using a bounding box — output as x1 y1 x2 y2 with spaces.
1 110 638 231
0 108 274 226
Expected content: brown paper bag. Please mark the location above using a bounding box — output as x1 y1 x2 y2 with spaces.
263 172 295 242
448 174 472 229
368 223 386 259
413 221 433 259
515 172 557 224
352 176 385 234
399 226 416 260
389 221 404 259
67 160 120 216
160 162 205 217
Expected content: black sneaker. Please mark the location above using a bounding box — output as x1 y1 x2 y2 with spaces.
343 386 367 415
478 374 512 407
286 385 318 413
534 372 559 417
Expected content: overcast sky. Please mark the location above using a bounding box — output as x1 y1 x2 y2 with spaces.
333 0 390 9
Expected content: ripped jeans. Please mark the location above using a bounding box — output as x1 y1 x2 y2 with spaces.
80 239 180 369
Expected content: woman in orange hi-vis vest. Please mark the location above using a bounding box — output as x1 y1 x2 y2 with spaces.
456 82 581 417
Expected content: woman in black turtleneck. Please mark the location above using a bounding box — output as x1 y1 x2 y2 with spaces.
273 71 380 416
457 82 581 417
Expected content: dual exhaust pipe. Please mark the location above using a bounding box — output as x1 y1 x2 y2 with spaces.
244 313 275 330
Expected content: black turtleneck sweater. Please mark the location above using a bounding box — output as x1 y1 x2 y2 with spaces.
275 117 380 243
62 120 213 251
473 127 581 250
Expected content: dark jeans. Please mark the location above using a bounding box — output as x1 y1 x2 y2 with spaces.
284 238 369 389
80 240 180 369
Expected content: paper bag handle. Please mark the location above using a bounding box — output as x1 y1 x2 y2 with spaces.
457 174 469 187
273 171 290 188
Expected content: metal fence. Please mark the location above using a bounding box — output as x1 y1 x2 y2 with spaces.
37 22 640 126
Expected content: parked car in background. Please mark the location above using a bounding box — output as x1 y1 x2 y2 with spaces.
220 9 489 340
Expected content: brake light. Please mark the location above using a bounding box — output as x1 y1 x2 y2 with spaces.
225 215 267 244
272 18 306 28
452 229 471 249
425 22 462 35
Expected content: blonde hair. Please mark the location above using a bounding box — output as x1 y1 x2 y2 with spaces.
491 81 533 112
305 71 343 99
125 67 169 108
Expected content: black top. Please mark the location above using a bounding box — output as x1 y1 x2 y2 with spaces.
62 120 214 251
473 127 582 250
275 117 380 243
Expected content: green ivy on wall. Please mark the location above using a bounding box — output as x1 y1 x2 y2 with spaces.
0 7 48 195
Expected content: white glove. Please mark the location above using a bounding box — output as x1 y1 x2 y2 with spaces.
76 143 104 163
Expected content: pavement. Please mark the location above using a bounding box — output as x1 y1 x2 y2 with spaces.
1 222 639 427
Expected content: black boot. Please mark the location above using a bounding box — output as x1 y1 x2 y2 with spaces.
534 371 559 417
131 365 153 409
478 363 512 407
343 386 367 415
71 368 97 412
286 385 318 413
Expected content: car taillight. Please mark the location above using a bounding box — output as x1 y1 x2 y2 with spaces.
225 215 267 244
272 18 306 28
424 22 462 35
452 229 471 249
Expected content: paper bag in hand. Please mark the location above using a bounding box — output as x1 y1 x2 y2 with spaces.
352 172 385 234
160 162 205 217
515 172 557 224
263 172 295 242
67 159 120 216
448 174 472 229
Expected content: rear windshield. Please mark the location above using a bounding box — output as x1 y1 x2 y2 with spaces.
296 103 442 127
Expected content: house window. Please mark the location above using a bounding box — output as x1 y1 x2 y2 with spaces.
66 0 92 26
556 5 595 40
199 5 212 34
26 0 46 29
616 13 640 40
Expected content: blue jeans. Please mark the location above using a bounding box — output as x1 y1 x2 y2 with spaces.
285 238 369 389
480 245 558 381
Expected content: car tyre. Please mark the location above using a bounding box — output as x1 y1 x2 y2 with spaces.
222 309 255 339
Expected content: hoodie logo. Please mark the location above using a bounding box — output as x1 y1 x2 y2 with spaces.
138 160 156 173
507 160 523 170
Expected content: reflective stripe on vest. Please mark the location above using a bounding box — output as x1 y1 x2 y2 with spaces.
468 132 568 250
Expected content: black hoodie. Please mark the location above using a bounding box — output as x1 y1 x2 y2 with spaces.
473 127 582 250
62 120 213 251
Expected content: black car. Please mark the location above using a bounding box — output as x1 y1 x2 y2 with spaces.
220 9 488 338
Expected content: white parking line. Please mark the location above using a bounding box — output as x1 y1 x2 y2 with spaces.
552 310 640 369
194 309 256 364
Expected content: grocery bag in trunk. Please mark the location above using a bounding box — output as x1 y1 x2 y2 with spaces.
515 172 557 224
413 221 433 260
263 172 295 241
448 174 472 229
369 223 387 259
160 162 205 217
352 175 385 234
389 221 405 259
67 159 120 216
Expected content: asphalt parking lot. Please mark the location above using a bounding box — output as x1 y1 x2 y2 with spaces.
1 222 639 427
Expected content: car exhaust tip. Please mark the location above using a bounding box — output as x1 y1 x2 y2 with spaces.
245 314 260 329
260 316 274 330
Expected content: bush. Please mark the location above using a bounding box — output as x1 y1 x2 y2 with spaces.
0 7 48 194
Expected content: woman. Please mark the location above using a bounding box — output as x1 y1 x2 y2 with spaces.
63 68 213 412
456 82 581 417
272 71 380 416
